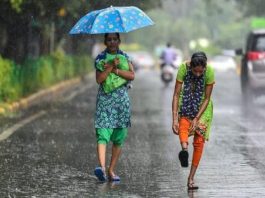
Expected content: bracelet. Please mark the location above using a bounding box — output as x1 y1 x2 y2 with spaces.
116 69 119 75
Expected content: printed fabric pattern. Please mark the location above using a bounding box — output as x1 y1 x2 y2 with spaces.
180 68 205 119
94 49 131 129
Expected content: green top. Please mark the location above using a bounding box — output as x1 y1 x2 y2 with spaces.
176 62 215 141
177 62 215 84
96 53 129 93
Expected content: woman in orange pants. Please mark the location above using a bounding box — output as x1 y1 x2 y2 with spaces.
172 52 215 190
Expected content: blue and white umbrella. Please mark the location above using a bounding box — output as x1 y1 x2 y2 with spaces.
69 6 154 34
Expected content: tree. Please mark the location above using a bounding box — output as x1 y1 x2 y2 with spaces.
235 0 265 17
0 0 161 62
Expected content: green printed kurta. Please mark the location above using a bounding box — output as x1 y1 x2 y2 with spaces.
94 51 131 129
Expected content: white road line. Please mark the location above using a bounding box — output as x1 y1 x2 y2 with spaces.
0 111 46 141
63 84 93 102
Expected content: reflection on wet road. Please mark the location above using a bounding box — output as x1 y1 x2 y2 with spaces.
0 69 265 197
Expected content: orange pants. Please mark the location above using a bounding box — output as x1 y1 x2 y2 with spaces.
178 117 205 167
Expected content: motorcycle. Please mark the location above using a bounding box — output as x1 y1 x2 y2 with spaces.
160 64 177 86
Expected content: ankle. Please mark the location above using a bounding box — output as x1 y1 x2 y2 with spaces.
108 170 116 177
181 143 188 150
188 177 193 183
100 166 106 172
108 168 114 174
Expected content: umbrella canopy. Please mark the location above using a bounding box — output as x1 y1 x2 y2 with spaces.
69 6 154 34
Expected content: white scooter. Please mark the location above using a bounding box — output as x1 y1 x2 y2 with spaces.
161 64 177 86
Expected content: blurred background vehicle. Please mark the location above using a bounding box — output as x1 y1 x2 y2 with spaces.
208 55 237 72
155 45 183 69
160 64 176 86
236 29 265 99
127 51 155 70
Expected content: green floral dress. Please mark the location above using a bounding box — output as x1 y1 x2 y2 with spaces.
176 62 215 141
94 50 131 129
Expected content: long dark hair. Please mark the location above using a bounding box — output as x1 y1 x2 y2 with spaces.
190 51 207 68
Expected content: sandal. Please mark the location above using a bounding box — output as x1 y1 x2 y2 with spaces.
108 174 121 182
178 149 189 167
108 169 121 182
187 182 199 190
94 167 107 182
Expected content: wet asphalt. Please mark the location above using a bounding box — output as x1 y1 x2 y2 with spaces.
0 68 265 197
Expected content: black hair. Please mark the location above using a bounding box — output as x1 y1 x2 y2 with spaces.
167 42 171 47
104 33 120 44
190 51 207 68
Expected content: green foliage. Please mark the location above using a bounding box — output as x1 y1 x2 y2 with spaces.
235 0 265 17
64 56 75 79
36 57 54 89
128 0 252 56
73 56 93 76
0 52 93 102
10 0 24 12
21 56 55 94
0 56 22 102
0 0 161 61
51 49 67 81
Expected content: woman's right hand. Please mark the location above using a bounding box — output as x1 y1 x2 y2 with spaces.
172 121 179 135
104 63 113 72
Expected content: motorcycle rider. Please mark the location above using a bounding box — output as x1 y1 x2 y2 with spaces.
160 42 177 69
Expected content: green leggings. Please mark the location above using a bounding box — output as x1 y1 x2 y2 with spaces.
96 128 128 146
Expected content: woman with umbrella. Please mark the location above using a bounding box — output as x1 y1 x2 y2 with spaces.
171 51 215 190
94 33 135 182
69 6 154 182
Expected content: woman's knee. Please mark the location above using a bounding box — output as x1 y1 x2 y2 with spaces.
111 128 128 146
96 128 112 145
179 118 191 143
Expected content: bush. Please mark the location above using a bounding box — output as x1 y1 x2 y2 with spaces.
36 57 54 89
0 57 22 102
73 55 94 76
51 49 66 81
0 50 93 103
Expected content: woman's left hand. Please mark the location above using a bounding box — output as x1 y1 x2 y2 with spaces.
113 57 120 67
189 117 199 134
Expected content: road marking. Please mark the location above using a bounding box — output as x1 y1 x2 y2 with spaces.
0 111 46 141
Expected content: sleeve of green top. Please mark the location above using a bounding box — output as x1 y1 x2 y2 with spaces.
205 65 215 84
95 60 105 72
176 63 187 82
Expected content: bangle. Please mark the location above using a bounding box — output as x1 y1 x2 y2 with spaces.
116 69 119 75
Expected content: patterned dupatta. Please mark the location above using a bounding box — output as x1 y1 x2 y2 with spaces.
180 65 205 119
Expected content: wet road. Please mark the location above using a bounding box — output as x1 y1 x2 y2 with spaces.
1 68 265 197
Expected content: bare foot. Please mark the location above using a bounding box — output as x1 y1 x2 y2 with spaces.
187 178 199 190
